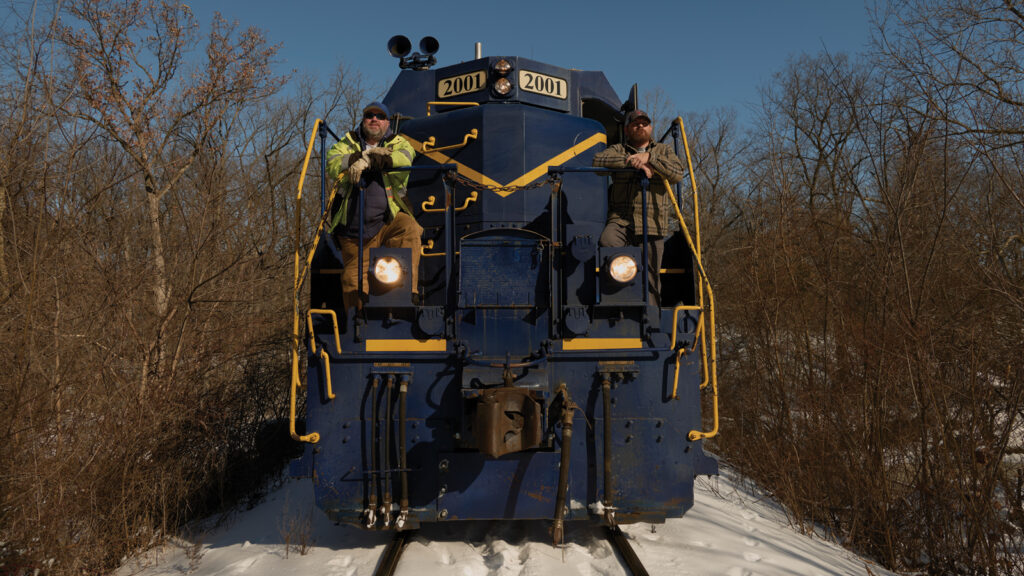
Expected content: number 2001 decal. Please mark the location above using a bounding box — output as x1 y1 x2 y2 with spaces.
437 70 486 98
518 70 567 99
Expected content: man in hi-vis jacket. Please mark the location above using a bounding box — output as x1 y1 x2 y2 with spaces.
327 101 420 311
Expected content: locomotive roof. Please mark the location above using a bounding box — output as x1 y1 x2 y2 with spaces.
381 56 623 122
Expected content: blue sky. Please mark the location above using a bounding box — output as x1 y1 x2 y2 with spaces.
192 1 874 122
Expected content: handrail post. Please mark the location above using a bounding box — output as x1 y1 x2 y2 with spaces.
443 169 455 321
356 180 366 335
640 175 650 308
671 121 684 219
550 175 561 339
319 123 328 215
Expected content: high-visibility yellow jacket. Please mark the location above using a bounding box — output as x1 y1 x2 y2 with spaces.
326 129 416 233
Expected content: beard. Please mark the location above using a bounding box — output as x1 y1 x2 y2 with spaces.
363 123 387 142
626 126 651 149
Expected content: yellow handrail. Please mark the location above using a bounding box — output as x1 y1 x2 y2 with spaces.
420 239 457 258
664 180 718 439
421 129 478 153
319 349 336 400
426 100 479 116
421 239 440 257
421 190 478 213
662 116 719 441
675 115 710 390
307 309 342 355
290 118 324 444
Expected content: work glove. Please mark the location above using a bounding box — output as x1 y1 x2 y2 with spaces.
365 147 391 157
347 157 370 182
370 154 394 172
365 147 393 171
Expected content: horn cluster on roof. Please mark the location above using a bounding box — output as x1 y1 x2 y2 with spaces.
387 36 439 71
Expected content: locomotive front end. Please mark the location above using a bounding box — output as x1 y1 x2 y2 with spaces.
290 38 719 535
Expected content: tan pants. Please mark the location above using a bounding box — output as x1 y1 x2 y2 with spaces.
337 211 422 310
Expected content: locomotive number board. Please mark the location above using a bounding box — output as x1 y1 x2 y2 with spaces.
437 70 486 98
519 70 567 99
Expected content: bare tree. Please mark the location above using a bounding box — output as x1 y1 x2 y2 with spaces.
53 0 284 388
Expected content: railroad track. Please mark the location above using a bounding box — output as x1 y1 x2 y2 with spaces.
370 524 650 576
605 525 650 576
373 530 415 576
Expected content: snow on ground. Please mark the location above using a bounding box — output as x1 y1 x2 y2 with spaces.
116 465 896 576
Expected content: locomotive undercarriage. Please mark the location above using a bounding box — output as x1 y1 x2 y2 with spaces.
294 301 715 532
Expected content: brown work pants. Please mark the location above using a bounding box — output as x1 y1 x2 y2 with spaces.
337 211 422 311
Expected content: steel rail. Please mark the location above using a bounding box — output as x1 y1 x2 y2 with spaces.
373 530 416 576
605 525 650 576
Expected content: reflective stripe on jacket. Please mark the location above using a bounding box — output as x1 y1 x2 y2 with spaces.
326 130 416 232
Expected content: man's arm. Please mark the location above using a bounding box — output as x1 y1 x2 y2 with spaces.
647 143 685 184
592 144 629 169
326 136 359 184
385 135 415 170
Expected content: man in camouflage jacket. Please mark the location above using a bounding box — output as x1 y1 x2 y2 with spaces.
592 109 686 304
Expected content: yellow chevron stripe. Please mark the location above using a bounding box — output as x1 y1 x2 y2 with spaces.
403 132 606 198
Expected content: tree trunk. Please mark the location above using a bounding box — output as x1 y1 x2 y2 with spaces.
146 178 170 382
0 183 8 300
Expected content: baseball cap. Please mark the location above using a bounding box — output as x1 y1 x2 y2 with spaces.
363 101 390 118
624 109 651 125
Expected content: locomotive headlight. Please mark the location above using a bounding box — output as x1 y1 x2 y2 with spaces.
494 77 512 95
493 59 512 75
608 255 638 283
373 257 403 285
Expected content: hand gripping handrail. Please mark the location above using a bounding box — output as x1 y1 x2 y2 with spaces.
421 128 479 153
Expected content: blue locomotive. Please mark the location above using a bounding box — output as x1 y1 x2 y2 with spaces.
289 37 719 542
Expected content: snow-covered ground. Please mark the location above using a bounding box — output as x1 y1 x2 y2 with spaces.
117 466 896 576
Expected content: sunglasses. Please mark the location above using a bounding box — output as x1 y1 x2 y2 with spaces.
364 112 388 120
